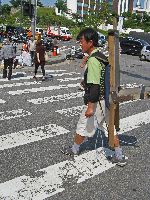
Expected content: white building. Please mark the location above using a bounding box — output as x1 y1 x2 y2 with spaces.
67 0 77 14
65 0 133 17
133 0 150 15
144 0 150 11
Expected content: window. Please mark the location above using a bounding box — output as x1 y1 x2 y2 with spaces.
146 46 150 50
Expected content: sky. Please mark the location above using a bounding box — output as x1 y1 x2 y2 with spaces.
1 0 56 6
1 0 145 8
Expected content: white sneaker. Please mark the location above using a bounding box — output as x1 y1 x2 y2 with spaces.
42 76 45 81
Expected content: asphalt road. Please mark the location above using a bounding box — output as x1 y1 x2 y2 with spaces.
0 53 150 200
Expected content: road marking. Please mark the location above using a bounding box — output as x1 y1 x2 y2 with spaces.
0 109 149 151
120 83 142 89
0 99 6 104
0 72 80 82
56 107 150 134
56 105 85 116
117 109 150 134
0 124 69 151
8 83 80 95
120 99 141 105
0 81 41 89
51 72 80 77
27 91 84 104
0 110 149 198
0 147 114 199
57 77 82 82
0 109 32 121
45 70 66 73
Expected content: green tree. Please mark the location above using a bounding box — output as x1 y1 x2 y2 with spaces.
10 0 20 8
55 0 67 12
1 4 11 15
83 2 111 29
10 0 43 8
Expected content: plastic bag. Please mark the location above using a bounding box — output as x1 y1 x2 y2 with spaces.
22 51 32 66
45 52 49 61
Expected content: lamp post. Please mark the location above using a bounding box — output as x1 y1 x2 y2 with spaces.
31 0 37 39
0 0 2 16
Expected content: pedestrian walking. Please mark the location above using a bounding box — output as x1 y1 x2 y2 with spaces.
33 40 46 81
61 28 126 166
28 36 36 66
1 38 16 80
22 41 28 52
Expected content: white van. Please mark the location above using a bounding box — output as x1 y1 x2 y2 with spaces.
60 27 72 41
36 28 44 34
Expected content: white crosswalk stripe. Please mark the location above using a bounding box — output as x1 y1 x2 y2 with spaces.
0 69 148 199
0 71 80 82
0 124 69 151
0 109 32 121
0 99 6 103
0 147 114 199
0 81 42 89
27 91 84 104
8 83 80 95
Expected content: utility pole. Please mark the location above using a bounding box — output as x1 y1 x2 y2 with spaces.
31 0 37 39
0 0 2 16
20 0 23 27
112 0 119 30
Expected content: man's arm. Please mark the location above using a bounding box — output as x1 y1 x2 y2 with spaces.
85 84 100 117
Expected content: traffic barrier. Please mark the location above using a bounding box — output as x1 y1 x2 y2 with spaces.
53 47 57 56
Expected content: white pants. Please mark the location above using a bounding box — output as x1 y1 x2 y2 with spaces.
76 100 116 137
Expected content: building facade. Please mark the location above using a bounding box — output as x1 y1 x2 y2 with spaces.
66 0 134 17
144 0 150 11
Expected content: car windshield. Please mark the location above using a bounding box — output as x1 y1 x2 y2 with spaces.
139 40 149 46
146 46 150 50
61 30 66 34
66 30 71 34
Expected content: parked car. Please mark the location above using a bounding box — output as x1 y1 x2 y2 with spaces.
66 46 84 60
120 37 149 56
98 33 106 47
139 45 150 61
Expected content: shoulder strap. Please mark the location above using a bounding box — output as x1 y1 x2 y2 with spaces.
90 51 109 65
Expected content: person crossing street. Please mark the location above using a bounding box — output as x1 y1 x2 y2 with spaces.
1 38 16 80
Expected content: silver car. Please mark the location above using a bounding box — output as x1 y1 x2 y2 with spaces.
140 45 150 61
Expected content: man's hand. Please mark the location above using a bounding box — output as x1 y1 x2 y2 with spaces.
85 102 94 118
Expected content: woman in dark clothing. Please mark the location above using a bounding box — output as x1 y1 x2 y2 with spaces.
33 40 46 80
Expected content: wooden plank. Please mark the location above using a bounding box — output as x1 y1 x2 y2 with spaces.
108 103 115 147
114 102 120 131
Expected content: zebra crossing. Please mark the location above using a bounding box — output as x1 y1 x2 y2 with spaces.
0 67 149 199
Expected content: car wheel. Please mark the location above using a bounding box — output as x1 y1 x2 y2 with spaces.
140 55 146 61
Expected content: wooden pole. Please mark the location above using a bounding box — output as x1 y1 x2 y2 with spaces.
108 29 120 147
114 29 120 131
108 30 115 148
108 0 121 140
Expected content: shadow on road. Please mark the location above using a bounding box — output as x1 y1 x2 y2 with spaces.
80 129 138 154
120 70 150 82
